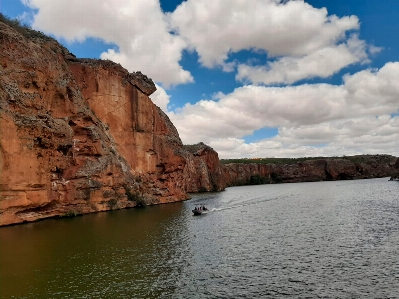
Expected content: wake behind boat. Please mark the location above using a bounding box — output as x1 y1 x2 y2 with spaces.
192 205 208 216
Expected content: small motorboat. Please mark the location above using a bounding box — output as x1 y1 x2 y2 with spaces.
192 205 208 216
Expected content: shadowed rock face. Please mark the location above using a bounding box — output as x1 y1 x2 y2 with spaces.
222 155 398 186
0 21 224 226
390 157 399 180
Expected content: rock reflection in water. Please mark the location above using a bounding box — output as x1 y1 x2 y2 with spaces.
1 177 399 298
0 204 190 299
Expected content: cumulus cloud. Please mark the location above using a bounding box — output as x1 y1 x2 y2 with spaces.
150 84 170 112
24 0 193 86
170 0 360 72
24 0 373 86
276 116 399 146
209 115 399 158
19 0 397 158
236 34 370 85
169 62 399 158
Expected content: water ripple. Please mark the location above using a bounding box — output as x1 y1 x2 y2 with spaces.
1 178 398 298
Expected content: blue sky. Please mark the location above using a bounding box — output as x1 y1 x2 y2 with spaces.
1 0 399 158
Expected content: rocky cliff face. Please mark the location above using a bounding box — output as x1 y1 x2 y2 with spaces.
0 20 396 227
222 155 398 186
181 143 225 192
0 20 223 226
390 157 399 180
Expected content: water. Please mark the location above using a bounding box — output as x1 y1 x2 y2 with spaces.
1 178 399 298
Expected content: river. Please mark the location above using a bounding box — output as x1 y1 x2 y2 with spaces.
1 177 398 298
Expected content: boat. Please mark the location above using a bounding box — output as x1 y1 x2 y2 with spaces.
192 205 208 216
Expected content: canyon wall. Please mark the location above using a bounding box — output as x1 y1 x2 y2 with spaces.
390 157 399 180
222 155 398 186
0 21 224 226
0 20 397 226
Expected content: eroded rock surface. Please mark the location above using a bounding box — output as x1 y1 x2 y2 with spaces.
0 20 396 226
222 155 398 186
182 143 225 192
0 21 223 225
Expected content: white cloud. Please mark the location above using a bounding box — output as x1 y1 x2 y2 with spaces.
19 0 398 158
150 84 170 112
209 115 399 159
169 62 399 158
276 116 399 146
368 45 383 55
24 0 193 86
16 11 34 24
170 0 360 70
24 0 373 86
236 34 369 85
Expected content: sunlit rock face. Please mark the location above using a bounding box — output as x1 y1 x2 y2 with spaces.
0 21 224 226
1 20 396 227
181 143 226 192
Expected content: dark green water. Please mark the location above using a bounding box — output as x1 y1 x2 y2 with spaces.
1 178 399 298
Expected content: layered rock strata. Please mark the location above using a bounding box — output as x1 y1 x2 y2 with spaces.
0 21 224 226
0 20 397 227
223 155 398 186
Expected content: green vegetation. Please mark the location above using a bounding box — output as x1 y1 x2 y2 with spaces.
62 211 80 218
221 154 394 166
124 186 146 207
221 157 323 165
247 172 283 185
107 198 118 209
249 175 269 185
0 12 53 40
339 155 390 165
271 172 283 183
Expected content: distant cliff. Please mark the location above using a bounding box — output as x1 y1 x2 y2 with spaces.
389 157 399 180
0 19 224 225
222 155 398 186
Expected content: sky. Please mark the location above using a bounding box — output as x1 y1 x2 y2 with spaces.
1 0 399 159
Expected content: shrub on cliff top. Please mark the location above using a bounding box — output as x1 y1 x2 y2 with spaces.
221 154 397 166
0 13 53 41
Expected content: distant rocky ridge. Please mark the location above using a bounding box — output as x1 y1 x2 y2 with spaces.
0 18 398 226
389 158 399 181
222 155 399 186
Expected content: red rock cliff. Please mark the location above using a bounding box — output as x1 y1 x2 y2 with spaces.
1 20 396 226
0 20 224 226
